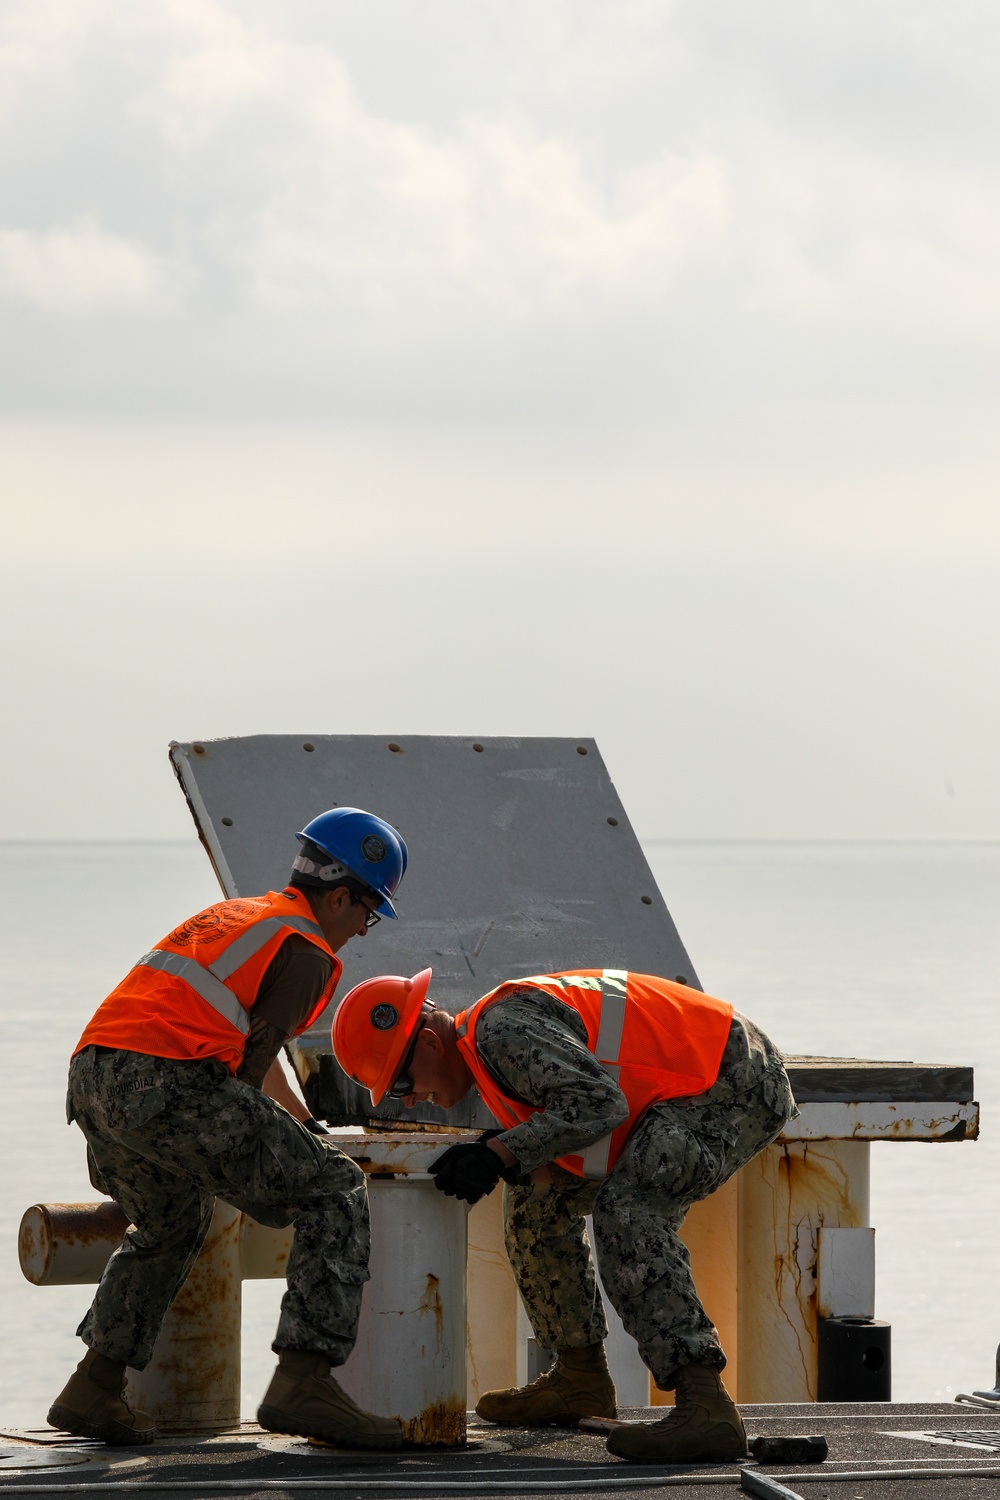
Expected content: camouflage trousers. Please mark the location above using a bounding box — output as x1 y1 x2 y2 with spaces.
67 1046 369 1370
503 1014 796 1390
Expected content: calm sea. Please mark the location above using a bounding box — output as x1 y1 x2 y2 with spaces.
2 839 997 1424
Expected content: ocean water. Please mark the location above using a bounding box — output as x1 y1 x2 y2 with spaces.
1 839 997 1425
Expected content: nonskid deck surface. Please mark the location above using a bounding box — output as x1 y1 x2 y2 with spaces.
3 1403 1000 1499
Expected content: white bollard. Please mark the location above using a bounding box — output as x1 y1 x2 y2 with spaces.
330 1131 469 1446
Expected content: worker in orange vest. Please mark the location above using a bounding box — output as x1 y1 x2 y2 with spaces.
332 966 796 1464
48 809 408 1452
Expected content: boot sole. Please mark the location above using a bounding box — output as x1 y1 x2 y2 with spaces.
47 1403 155 1447
257 1404 403 1451
475 1406 618 1428
606 1429 747 1463
608 1443 748 1463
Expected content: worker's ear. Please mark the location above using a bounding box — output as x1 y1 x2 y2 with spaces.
416 1027 445 1058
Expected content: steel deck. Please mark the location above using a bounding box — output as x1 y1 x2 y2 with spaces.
4 1402 1000 1498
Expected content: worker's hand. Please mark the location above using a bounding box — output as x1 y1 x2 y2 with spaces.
429 1132 505 1204
302 1117 330 1136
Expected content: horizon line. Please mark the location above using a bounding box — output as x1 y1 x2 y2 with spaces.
0 835 997 848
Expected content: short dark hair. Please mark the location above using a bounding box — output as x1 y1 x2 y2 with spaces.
289 874 375 905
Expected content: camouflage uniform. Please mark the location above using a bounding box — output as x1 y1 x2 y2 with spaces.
67 1046 369 1370
476 992 796 1390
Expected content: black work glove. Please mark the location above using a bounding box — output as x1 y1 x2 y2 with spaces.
429 1130 506 1205
303 1117 330 1136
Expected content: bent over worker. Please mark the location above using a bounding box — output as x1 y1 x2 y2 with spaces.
49 808 408 1452
332 966 796 1464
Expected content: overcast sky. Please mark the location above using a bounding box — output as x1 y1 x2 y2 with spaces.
1 0 998 841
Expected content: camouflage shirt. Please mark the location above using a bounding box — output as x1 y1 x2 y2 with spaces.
473 988 630 1171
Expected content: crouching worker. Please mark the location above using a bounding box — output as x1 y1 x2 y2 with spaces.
49 809 408 1451
332 967 796 1464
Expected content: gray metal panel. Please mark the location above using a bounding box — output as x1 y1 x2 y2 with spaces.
169 734 699 1126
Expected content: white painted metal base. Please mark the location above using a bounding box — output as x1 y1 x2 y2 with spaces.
331 1133 469 1445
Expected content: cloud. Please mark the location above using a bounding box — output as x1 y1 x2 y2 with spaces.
1 0 1000 423
124 5 732 313
0 221 164 309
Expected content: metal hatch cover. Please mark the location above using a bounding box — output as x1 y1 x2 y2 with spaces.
169 734 698 1126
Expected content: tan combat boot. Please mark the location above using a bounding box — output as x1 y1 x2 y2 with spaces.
47 1348 155 1446
257 1350 403 1450
476 1343 617 1427
606 1363 747 1463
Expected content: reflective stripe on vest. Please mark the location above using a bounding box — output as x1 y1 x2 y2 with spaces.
574 970 627 1178
136 914 325 1036
136 949 252 1035
207 915 325 981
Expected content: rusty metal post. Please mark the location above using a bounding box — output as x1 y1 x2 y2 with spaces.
19 1202 129 1286
125 1200 243 1433
738 1138 871 1402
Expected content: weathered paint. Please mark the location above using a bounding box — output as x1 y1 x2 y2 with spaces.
738 1139 870 1402
401 1396 468 1447
238 1217 292 1281
785 1101 979 1141
18 1201 128 1286
333 1134 469 1447
327 1128 477 1178
126 1200 243 1433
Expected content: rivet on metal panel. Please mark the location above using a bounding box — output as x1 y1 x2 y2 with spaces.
607 817 619 826
472 743 484 752
641 896 653 905
193 744 206 755
676 975 688 984
221 818 233 826
388 743 402 753
303 743 314 752
576 746 588 755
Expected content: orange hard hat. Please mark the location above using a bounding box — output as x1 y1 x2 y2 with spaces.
331 968 433 1106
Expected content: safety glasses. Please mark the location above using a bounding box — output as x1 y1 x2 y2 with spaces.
352 895 381 930
387 1005 435 1098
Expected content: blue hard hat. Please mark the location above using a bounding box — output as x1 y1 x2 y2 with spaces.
295 808 407 919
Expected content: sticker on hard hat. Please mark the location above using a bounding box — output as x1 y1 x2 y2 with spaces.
361 834 388 864
370 1003 398 1030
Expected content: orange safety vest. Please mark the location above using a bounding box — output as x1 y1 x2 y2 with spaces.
454 969 733 1178
74 888 341 1074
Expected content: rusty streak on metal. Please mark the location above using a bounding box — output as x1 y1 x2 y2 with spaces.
19 1201 129 1286
401 1396 467 1446
419 1273 445 1345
